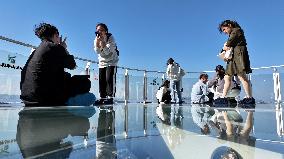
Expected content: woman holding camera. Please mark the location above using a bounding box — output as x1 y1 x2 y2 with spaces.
216 20 254 105
94 23 119 105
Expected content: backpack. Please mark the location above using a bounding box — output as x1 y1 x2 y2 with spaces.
179 68 185 77
174 63 185 77
106 33 119 56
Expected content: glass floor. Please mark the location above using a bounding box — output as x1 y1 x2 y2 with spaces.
0 103 283 159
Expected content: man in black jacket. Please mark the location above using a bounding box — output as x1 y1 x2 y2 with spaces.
20 23 76 106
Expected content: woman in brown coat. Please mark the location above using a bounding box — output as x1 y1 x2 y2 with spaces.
218 20 255 105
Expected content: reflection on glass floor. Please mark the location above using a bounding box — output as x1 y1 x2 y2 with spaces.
0 103 283 159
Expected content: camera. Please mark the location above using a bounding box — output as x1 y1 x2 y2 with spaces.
95 31 100 36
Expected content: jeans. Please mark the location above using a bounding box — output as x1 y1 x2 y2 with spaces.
170 80 182 102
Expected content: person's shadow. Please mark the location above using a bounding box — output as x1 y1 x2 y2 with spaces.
16 106 96 158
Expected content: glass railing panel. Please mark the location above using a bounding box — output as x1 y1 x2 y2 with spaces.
180 73 200 103
250 73 275 104
116 68 126 101
127 71 144 103
146 72 164 103
0 50 27 103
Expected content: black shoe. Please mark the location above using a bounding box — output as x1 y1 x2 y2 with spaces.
239 97 256 109
213 98 228 106
228 98 238 107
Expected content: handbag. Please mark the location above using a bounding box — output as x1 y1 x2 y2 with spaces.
179 68 186 77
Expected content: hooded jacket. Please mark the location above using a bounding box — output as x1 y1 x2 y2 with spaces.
166 62 183 81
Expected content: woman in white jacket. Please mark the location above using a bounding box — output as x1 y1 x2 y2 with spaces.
166 58 183 104
94 23 119 105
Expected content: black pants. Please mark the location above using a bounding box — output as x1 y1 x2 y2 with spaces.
99 66 117 98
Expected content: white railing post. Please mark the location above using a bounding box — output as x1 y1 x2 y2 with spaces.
136 82 140 101
124 69 129 104
143 71 148 103
273 68 282 104
276 104 283 137
162 74 165 83
143 104 147 136
247 74 252 94
85 62 91 75
124 104 128 138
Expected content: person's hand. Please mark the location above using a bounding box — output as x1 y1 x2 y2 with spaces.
70 65 77 70
215 76 219 82
96 35 106 48
224 57 229 62
223 46 230 51
96 35 101 48
99 40 106 48
60 36 67 49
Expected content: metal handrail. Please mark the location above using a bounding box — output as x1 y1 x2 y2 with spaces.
3 35 284 74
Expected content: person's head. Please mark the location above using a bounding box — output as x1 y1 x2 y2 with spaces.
218 20 242 35
34 23 60 44
167 58 174 65
96 23 108 36
161 80 170 88
199 73 208 84
215 65 225 76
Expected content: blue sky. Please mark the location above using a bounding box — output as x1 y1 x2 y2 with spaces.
0 0 284 73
